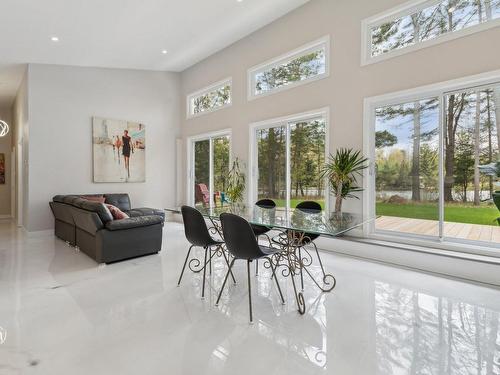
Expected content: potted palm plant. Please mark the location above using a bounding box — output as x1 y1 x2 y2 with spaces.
321 148 368 213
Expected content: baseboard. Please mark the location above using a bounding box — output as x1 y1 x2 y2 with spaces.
23 228 54 238
315 236 500 288
165 211 183 223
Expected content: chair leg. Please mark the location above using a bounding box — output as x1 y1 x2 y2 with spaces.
247 260 253 323
201 247 208 299
209 248 212 275
255 235 259 276
221 249 236 284
177 245 194 286
269 257 285 305
216 258 236 306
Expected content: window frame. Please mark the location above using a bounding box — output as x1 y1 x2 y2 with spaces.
363 69 500 256
186 77 232 119
248 108 330 211
361 0 500 66
247 36 330 101
186 129 232 208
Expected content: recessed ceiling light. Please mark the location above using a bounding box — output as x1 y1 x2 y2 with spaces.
162 50 168 54
51 36 59 42
237 0 243 2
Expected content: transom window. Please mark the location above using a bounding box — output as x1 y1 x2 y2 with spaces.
362 0 500 64
250 109 328 210
248 36 329 100
187 78 232 118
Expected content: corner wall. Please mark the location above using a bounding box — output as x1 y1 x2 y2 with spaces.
26 64 181 232
0 106 12 217
12 68 30 228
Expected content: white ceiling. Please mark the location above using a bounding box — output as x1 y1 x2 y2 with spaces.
0 0 309 106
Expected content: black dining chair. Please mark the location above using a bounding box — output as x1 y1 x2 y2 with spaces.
178 205 235 299
216 213 285 323
250 198 276 276
276 201 324 291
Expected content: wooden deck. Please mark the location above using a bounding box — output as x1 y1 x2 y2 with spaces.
376 216 500 243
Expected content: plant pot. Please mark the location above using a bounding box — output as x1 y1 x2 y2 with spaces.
493 191 500 212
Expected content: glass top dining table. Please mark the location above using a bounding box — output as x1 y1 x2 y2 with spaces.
166 204 372 315
168 204 367 238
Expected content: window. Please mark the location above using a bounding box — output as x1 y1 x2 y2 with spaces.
365 71 500 251
188 131 231 208
250 109 328 209
248 36 329 100
187 78 232 118
362 0 500 64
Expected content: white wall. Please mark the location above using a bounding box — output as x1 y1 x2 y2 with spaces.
178 0 500 285
0 106 12 216
26 64 180 232
12 68 29 228
180 0 500 211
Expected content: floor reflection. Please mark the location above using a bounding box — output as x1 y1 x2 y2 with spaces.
375 281 500 374
2 220 500 375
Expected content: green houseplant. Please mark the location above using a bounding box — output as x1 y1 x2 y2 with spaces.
479 161 500 211
321 148 368 213
226 157 246 204
492 161 500 213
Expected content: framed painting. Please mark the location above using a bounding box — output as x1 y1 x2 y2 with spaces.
92 117 146 183
0 153 5 184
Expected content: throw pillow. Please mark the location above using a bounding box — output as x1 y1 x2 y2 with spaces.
106 204 129 220
80 195 106 204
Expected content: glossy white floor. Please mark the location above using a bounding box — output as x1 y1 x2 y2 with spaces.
1 219 500 375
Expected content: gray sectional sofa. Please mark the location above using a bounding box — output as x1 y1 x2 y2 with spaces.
49 194 165 264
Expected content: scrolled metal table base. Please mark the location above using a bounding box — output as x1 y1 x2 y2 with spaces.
270 229 337 314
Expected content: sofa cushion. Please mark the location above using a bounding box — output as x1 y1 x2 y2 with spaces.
104 194 131 212
127 208 165 220
62 195 82 205
71 198 113 223
106 204 130 220
104 215 163 231
81 195 106 203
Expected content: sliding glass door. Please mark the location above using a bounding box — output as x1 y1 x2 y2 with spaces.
443 85 499 244
371 82 500 248
190 132 230 208
252 111 327 210
374 97 440 238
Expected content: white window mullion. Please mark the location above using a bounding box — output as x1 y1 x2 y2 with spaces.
285 122 291 211
209 137 214 209
438 94 445 241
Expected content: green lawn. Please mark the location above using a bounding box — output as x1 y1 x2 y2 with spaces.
376 202 500 226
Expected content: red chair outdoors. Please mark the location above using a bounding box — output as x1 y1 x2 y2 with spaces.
195 183 210 207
